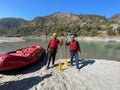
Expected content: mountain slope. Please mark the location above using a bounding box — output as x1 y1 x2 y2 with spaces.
109 14 120 23
0 18 27 30
0 13 111 36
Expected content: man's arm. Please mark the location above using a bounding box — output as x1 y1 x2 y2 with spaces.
65 40 70 46
46 40 51 53
76 41 81 53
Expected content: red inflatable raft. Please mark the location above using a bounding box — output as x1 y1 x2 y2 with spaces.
0 44 44 71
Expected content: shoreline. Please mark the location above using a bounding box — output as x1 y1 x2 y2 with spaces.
0 36 120 43
50 36 120 42
77 36 120 42
0 37 25 43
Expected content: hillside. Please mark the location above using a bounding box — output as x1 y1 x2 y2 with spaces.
0 18 27 36
0 12 119 37
0 18 27 30
109 14 120 23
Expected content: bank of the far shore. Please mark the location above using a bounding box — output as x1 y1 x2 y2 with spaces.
44 36 120 42
76 36 120 42
0 36 120 43
0 37 25 43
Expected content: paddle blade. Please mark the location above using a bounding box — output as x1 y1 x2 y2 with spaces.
58 62 62 71
64 59 68 67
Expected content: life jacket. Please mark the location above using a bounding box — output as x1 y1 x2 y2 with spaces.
49 38 59 49
70 40 78 51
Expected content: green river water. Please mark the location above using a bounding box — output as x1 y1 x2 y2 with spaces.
0 38 120 61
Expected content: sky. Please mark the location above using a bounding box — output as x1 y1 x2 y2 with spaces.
0 0 120 20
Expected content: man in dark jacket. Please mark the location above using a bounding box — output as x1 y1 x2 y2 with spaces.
66 34 81 70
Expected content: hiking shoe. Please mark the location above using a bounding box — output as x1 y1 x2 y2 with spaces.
45 67 49 70
52 64 54 67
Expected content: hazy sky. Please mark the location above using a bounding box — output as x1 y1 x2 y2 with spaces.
0 0 120 20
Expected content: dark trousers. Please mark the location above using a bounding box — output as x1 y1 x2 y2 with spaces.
46 49 57 68
70 51 79 69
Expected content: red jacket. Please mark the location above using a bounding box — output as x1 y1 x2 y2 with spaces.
66 40 81 52
70 41 78 51
47 38 62 50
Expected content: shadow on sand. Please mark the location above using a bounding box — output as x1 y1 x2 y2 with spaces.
0 73 52 90
78 59 95 69
49 59 95 70
0 53 48 75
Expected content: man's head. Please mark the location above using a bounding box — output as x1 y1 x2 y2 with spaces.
52 33 57 38
70 34 75 41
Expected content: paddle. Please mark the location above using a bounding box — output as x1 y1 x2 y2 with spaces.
64 35 69 67
59 37 63 59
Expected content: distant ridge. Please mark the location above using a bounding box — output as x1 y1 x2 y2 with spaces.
109 13 120 23
0 12 119 37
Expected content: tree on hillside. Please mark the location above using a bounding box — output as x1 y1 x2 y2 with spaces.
106 26 116 36
117 26 120 36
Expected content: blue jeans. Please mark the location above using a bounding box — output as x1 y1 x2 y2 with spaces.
70 51 79 69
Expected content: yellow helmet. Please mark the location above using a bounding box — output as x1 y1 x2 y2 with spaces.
52 33 57 36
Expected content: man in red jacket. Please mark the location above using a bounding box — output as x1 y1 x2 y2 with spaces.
66 34 81 70
46 33 63 70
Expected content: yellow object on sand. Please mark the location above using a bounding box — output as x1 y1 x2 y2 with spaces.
58 62 62 71
64 59 68 67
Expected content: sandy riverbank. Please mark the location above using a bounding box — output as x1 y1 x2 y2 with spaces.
55 36 120 42
0 37 25 43
0 36 120 43
0 54 120 90
75 36 120 42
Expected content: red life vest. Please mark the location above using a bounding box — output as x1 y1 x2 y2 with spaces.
70 40 78 51
49 38 59 49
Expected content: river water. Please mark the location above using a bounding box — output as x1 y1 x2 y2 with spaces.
0 38 120 61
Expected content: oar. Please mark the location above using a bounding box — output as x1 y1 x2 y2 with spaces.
64 35 69 67
64 45 69 67
58 38 63 71
59 38 63 59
